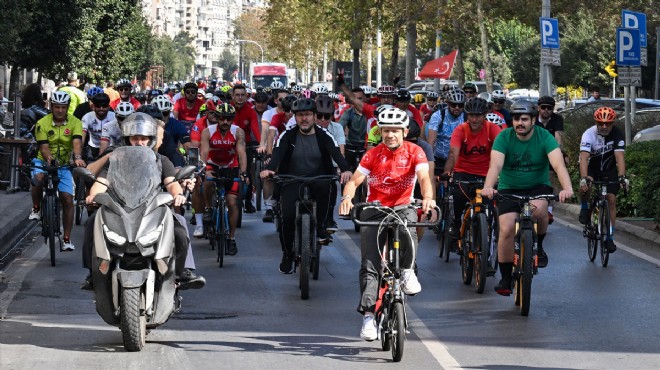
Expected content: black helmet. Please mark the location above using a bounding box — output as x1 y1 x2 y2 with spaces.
315 94 334 114
462 82 478 93
91 92 110 106
253 91 269 103
281 95 297 113
395 89 411 101
183 82 197 92
135 92 147 103
537 95 555 106
464 97 489 114
291 98 316 113
137 104 164 121
510 99 538 116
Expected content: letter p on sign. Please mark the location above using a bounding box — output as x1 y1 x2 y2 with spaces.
616 28 640 66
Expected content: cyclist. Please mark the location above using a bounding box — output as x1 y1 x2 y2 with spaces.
462 82 479 100
173 82 205 132
231 84 261 213
338 106 436 341
578 107 628 253
420 91 438 124
441 97 501 239
481 100 574 295
338 87 369 172
260 98 351 274
291 84 304 99
486 112 506 127
28 91 86 251
109 79 141 111
200 103 248 256
427 88 466 180
103 81 120 102
81 93 115 159
260 88 289 149
58 72 87 116
253 91 270 129
99 102 135 151
491 90 512 127
535 95 566 224
73 85 104 120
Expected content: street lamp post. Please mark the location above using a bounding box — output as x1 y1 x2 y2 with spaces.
236 39 264 63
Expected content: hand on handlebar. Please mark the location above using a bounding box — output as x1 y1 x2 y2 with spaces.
339 197 353 216
181 178 196 192
558 189 574 203
260 169 275 179
481 187 497 199
422 200 438 222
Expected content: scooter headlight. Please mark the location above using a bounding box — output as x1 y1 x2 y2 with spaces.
103 225 127 246
137 225 163 247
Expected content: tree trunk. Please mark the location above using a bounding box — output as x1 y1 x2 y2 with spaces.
477 0 493 92
405 19 417 87
9 66 21 112
389 20 402 85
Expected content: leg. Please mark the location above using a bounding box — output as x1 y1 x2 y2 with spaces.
312 181 333 241
358 208 386 341
494 211 517 295
173 215 205 289
262 178 275 222
531 199 549 267
191 177 205 236
278 183 300 273
226 193 239 239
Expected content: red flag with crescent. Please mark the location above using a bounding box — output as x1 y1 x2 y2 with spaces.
418 50 458 79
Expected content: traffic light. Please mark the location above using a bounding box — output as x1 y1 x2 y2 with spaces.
604 60 617 78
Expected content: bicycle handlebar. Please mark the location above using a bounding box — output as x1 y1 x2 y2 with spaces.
351 202 440 227
494 193 559 203
271 174 339 184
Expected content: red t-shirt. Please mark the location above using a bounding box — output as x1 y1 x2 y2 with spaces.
110 97 141 111
358 141 428 207
450 121 501 176
420 104 433 122
269 112 289 135
232 102 260 142
173 98 205 125
206 124 239 169
190 116 209 143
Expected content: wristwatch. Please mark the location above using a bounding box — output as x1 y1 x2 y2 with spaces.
341 195 352 201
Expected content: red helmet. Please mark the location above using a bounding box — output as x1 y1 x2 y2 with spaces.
205 98 217 112
593 107 617 123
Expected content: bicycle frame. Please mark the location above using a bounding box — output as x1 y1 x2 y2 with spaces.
583 179 619 267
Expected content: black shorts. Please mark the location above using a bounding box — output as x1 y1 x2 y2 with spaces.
434 156 446 176
587 167 620 195
497 184 554 215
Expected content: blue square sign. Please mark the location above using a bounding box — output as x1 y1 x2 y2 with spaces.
622 10 647 47
540 17 560 49
616 28 640 66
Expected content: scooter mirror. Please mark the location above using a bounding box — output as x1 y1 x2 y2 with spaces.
73 167 96 182
175 165 196 180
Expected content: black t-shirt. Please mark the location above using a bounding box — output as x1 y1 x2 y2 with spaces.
158 131 186 167
73 102 92 121
288 133 323 176
535 113 564 138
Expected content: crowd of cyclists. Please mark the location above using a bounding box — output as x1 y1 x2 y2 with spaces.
17 69 629 341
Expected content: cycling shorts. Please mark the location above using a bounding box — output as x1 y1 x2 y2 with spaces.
31 158 74 195
497 184 553 215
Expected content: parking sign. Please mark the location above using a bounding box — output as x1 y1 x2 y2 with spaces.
622 10 647 47
616 28 640 66
540 17 560 49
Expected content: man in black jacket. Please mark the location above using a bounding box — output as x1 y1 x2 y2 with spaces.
260 98 352 273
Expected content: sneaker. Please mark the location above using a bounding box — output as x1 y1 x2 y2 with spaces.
401 269 422 295
325 219 338 234
193 224 204 238
494 277 512 296
62 240 75 251
606 239 617 253
279 253 294 274
244 201 256 214
548 211 554 225
537 246 548 268
262 209 274 223
360 315 378 341
203 208 213 223
226 239 238 256
80 273 93 291
317 229 331 245
177 269 206 290
29 208 40 221
579 209 589 225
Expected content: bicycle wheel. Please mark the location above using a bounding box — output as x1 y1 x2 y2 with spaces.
599 201 610 267
517 229 534 316
442 198 454 263
217 199 226 267
460 221 473 285
391 301 406 362
474 213 489 294
312 228 321 280
354 184 364 232
43 195 57 266
488 207 499 276
380 305 391 351
254 160 263 211
587 207 598 262
74 178 85 225
299 214 311 300
209 191 218 250
237 196 243 228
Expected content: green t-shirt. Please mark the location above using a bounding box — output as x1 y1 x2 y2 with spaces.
35 114 83 164
492 126 559 190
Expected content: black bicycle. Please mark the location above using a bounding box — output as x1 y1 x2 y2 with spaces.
351 202 439 362
345 146 367 232
248 143 265 212
583 179 622 267
436 180 454 262
73 173 87 225
204 164 242 268
273 174 337 300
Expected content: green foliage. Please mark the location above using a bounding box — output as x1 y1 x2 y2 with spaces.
150 32 196 82
619 141 660 223
217 50 238 82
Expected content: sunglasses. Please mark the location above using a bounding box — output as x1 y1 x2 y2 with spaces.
185 90 197 94
450 103 465 108
118 88 131 92
539 105 554 111
464 90 476 94
94 104 109 108
493 99 505 104
316 113 332 120
596 122 613 127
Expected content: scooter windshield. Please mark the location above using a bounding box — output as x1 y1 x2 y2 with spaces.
106 146 162 209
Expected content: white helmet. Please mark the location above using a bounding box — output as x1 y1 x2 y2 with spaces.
270 80 285 90
478 92 492 103
486 112 506 126
291 85 304 92
377 107 409 129
152 95 173 113
313 85 329 94
492 89 507 100
115 101 135 117
51 91 71 105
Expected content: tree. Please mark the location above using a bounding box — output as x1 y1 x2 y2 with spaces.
217 49 238 82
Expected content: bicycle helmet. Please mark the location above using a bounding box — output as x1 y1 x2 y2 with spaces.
216 102 236 119
464 97 490 114
301 89 316 99
152 95 173 112
492 89 506 100
91 92 110 106
377 107 409 129
183 82 197 92
115 101 135 117
121 112 158 149
462 82 478 93
377 85 396 96
426 91 438 100
446 89 466 104
486 112 506 126
86 86 104 99
375 104 393 118
510 99 538 116
313 85 329 94
316 94 334 114
270 81 285 90
253 91 269 103
204 98 218 113
262 86 272 94
478 92 492 103
281 95 297 113
291 85 304 93
593 106 617 123
116 79 132 89
51 91 71 105
137 104 164 121
246 87 253 95
413 93 425 104
291 98 316 113
537 95 556 106
327 92 338 100
199 103 207 115
149 89 164 98
395 89 411 101
135 92 147 104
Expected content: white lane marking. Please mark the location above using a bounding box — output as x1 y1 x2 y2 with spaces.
0 244 47 319
554 216 660 267
336 230 463 369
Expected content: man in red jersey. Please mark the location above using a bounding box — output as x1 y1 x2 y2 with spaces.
173 82 205 132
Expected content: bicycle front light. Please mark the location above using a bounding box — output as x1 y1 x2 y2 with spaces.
103 225 127 246
137 225 163 247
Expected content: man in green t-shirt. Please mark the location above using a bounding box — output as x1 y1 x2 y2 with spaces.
481 100 573 296
30 91 86 251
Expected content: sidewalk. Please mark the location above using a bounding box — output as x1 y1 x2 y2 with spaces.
0 190 37 266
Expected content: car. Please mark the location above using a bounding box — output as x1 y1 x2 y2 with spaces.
406 80 459 92
633 124 660 142
561 99 660 123
508 88 539 100
464 81 503 93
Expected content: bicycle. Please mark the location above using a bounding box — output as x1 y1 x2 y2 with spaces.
453 179 498 294
204 164 242 268
272 174 338 300
351 201 439 362
73 173 87 225
582 179 622 267
436 179 454 263
494 193 558 316
248 143 264 212
345 145 367 232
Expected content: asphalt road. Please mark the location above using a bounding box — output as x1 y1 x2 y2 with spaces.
1 209 659 369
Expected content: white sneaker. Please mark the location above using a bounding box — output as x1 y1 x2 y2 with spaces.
62 241 75 251
29 209 40 220
401 269 421 295
193 225 204 237
360 314 378 341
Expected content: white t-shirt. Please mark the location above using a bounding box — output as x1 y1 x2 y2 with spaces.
101 119 122 147
82 111 116 148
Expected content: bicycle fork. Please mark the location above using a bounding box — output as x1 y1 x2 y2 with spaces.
513 218 539 275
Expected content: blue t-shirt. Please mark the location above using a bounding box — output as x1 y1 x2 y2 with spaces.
166 116 190 145
427 108 465 159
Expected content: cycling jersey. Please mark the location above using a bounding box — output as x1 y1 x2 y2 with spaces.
58 85 87 116
580 125 625 173
81 111 116 148
173 98 204 129
357 141 428 207
450 121 501 176
101 120 121 146
34 114 83 164
269 112 295 138
190 116 209 143
427 108 465 159
206 124 239 169
535 113 564 138
232 102 260 143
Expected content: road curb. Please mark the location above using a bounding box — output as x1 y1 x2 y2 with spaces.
0 216 38 269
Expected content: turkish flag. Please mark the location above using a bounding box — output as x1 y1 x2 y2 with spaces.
418 50 458 79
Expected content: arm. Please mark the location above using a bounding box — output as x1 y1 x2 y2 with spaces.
416 166 436 214
259 119 270 151
235 127 248 174
338 84 364 114
338 170 368 215
482 151 505 199
614 151 625 177
164 176 187 207
99 139 108 155
266 128 276 155
86 153 111 175
200 128 210 163
443 146 460 174
86 177 108 204
250 111 261 143
548 148 574 202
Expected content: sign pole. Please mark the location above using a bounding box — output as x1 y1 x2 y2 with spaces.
624 86 631 145
655 26 660 100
